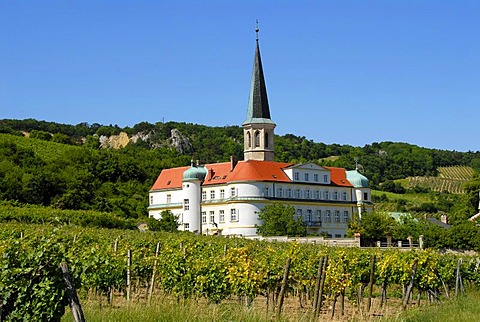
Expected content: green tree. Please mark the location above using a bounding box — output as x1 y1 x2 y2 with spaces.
255 203 306 237
349 211 397 240
29 130 52 141
147 210 179 232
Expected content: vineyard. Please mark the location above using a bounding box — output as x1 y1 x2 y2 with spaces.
407 166 474 194
1 223 479 321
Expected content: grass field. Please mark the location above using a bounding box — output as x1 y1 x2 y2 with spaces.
386 290 480 322
60 289 480 322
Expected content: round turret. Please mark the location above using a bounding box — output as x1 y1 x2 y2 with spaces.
346 170 369 188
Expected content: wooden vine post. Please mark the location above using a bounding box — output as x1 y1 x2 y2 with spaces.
316 255 328 318
60 262 85 322
127 249 132 302
366 254 376 313
455 258 465 298
276 258 291 318
312 256 324 318
402 258 418 310
148 242 161 301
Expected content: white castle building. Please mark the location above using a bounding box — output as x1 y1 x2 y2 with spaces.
148 29 372 237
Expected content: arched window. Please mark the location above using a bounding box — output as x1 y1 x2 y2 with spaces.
247 132 251 148
254 131 260 147
264 132 269 148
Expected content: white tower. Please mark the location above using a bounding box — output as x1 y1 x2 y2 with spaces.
182 162 207 233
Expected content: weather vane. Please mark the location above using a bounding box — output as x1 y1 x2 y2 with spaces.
255 19 259 40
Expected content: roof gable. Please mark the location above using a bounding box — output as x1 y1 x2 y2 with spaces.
284 163 329 171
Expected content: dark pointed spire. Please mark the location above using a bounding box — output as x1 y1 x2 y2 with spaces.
243 21 274 125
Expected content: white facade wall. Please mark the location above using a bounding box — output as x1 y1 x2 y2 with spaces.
149 179 368 237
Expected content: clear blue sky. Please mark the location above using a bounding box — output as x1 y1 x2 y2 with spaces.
1 1 479 152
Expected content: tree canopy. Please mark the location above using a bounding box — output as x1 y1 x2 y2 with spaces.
255 203 307 237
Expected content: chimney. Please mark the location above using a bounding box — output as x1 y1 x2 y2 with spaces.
440 214 448 224
230 156 238 171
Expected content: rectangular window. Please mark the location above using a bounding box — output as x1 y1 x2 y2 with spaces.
230 209 237 222
277 188 283 197
166 194 171 203
364 192 368 200
307 209 312 222
184 223 190 230
335 234 342 238
202 191 206 200
316 209 322 222
220 189 225 199
230 187 236 197
209 211 215 223
210 190 215 199
343 211 349 223
263 187 269 197
314 174 319 182
287 188 292 198
334 191 338 200
315 190 320 199
325 210 331 223
325 191 329 200
295 189 301 198
304 173 309 181
294 172 299 180
334 210 340 223
201 211 206 224
219 210 225 223
184 199 189 211
305 190 311 199
323 175 328 183
343 192 347 201
150 195 153 205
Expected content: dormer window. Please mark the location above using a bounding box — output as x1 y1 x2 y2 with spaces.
305 173 309 181
294 172 299 180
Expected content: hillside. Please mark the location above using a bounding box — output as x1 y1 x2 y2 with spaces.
407 166 475 194
1 118 479 220
2 118 479 186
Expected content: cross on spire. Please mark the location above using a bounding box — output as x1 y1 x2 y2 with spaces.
255 19 259 41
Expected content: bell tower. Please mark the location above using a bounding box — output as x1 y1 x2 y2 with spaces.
243 22 276 161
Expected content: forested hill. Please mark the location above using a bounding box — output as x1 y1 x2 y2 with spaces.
2 118 479 183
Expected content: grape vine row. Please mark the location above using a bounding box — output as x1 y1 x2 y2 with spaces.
1 223 479 320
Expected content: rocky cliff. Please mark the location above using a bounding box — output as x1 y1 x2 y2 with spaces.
98 129 193 154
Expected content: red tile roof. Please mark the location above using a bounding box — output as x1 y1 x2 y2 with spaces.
325 166 354 187
150 161 353 191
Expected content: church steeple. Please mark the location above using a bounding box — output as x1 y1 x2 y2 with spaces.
243 21 276 161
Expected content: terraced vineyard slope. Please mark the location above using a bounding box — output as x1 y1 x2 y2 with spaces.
407 166 474 194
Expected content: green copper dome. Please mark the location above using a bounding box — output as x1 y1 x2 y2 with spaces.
183 163 207 182
346 170 369 188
